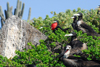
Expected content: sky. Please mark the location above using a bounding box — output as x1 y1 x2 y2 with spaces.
0 0 100 29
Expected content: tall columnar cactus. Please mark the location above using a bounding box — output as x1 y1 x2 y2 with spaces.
5 2 13 19
1 19 4 27
18 1 22 18
15 0 19 16
0 6 5 21
14 0 25 19
0 0 31 28
0 6 5 26
20 3 25 19
7 2 10 18
28 8 31 20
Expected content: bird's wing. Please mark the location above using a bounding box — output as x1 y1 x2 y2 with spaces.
57 26 71 32
63 28 71 32
80 23 96 33
72 23 76 29
56 26 63 30
70 47 82 55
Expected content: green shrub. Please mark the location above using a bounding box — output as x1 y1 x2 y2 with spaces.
12 41 65 67
0 8 100 66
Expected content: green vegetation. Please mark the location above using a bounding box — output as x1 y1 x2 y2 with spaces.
0 7 100 66
30 7 100 61
12 41 65 67
0 41 66 67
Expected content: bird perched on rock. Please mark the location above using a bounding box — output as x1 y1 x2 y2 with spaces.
73 13 100 36
51 21 71 34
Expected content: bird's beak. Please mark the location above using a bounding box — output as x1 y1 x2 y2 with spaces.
65 33 73 36
53 21 57 23
73 14 80 16
71 17 74 19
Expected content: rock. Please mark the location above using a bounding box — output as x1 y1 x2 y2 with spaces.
0 15 47 59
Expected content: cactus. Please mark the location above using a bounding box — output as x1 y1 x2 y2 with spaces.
0 0 31 28
0 6 5 21
6 2 13 19
0 6 5 27
1 19 4 27
28 8 31 20
15 0 19 16
14 0 25 19
10 6 13 16
4 10 7 19
20 3 25 19
7 2 10 18
18 1 22 17
5 0 25 19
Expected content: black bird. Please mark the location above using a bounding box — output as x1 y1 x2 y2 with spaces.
52 45 100 67
97 5 100 15
62 45 83 67
71 16 80 31
51 21 71 34
73 13 100 36
53 45 81 67
61 45 100 67
65 32 87 50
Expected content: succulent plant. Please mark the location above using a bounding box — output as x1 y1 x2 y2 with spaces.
0 0 31 28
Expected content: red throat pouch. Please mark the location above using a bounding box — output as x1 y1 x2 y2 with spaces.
65 49 69 53
51 22 58 30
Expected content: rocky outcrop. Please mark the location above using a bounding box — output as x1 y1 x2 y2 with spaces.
0 15 47 59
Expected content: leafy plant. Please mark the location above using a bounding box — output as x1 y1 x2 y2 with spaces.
0 7 100 66
12 41 65 67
